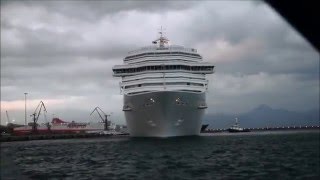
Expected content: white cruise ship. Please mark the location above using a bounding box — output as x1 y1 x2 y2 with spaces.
112 31 214 137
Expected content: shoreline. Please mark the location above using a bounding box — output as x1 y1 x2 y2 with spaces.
1 128 319 142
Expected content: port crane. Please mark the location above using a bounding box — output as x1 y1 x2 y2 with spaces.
6 110 10 125
30 101 48 133
90 107 112 130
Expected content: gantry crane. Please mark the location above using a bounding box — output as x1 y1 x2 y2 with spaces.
90 107 112 130
30 101 47 133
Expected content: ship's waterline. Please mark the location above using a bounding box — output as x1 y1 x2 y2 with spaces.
123 91 206 137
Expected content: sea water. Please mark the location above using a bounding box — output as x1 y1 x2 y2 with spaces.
1 130 319 180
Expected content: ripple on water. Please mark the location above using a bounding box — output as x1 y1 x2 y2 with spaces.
1 131 319 180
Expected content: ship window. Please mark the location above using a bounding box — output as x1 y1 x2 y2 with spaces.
115 65 213 74
144 83 162 86
175 97 187 105
190 83 204 86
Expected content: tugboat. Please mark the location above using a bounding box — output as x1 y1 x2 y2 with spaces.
228 118 250 133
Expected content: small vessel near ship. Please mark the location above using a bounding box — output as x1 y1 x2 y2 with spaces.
228 118 250 133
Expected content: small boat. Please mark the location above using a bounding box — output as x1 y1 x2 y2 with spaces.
201 124 209 132
228 118 250 133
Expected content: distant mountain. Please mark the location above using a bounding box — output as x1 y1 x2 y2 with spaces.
203 104 319 129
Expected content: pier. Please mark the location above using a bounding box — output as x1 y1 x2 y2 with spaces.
202 125 320 133
0 133 129 142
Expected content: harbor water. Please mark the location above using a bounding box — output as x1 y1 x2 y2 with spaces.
1 130 319 179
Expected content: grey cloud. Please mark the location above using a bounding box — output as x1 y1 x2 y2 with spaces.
1 0 197 21
169 1 319 80
207 73 319 113
1 60 118 101
1 24 131 61
214 43 319 78
1 0 318 125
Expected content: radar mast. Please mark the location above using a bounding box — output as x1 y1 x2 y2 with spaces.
152 26 169 48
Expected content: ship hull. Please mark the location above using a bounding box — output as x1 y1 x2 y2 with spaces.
123 91 206 137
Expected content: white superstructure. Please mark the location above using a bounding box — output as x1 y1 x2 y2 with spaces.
113 30 214 137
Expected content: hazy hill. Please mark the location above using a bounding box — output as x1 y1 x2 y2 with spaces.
203 104 319 129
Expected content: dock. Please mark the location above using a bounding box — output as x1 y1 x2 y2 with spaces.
202 125 320 133
0 133 129 142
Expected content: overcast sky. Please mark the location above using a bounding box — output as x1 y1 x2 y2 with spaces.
1 0 319 125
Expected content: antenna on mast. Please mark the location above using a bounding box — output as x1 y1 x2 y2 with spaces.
159 26 164 38
152 26 169 48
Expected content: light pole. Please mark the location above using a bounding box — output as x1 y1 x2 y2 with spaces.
24 93 28 126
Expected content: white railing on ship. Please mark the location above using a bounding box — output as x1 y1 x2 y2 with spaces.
125 54 202 61
122 73 206 82
120 78 208 86
124 56 202 64
128 45 197 55
123 85 206 94
113 62 213 69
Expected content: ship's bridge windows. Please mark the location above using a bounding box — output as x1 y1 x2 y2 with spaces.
113 65 214 74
